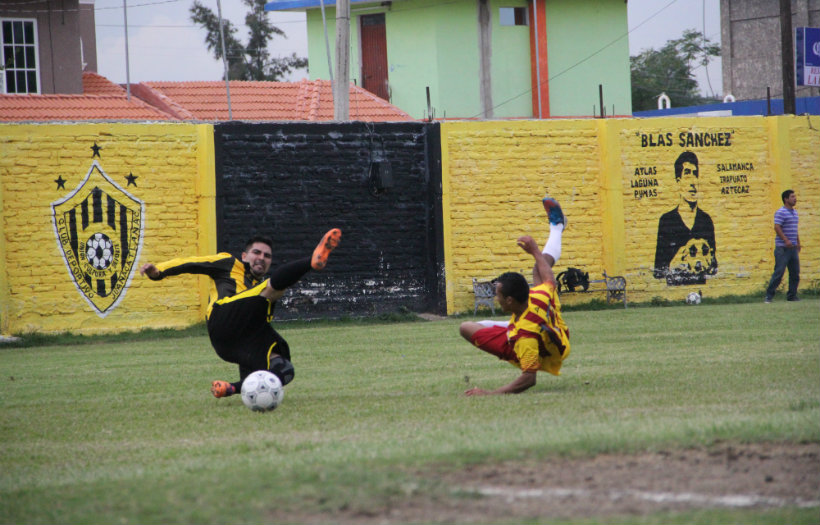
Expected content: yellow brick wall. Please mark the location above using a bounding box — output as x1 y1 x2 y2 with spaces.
441 120 605 312
442 116 820 314
1 118 816 331
0 123 215 335
787 117 820 296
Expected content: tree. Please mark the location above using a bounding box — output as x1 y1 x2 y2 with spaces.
190 0 308 81
630 30 721 111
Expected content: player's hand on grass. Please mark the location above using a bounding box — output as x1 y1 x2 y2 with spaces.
464 387 491 396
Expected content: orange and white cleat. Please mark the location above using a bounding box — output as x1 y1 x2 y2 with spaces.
210 380 235 398
311 228 341 270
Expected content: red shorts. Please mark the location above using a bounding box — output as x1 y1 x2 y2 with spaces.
471 325 518 362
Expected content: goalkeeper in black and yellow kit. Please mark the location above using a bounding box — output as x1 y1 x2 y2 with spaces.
139 229 341 399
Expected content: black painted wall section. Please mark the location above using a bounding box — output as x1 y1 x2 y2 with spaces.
213 122 444 320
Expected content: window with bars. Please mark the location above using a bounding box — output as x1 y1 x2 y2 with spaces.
1 19 40 94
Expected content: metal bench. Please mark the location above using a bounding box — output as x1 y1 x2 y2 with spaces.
472 278 496 315
473 272 627 313
559 271 627 307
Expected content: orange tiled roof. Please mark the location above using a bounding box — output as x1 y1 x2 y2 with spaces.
139 79 413 122
0 71 175 122
82 71 128 96
0 94 176 122
0 74 413 122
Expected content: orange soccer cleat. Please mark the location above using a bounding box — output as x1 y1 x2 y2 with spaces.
311 228 342 270
210 380 235 398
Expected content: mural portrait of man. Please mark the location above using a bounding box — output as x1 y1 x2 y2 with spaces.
653 151 718 286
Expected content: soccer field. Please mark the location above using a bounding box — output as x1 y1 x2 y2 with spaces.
1 300 818 524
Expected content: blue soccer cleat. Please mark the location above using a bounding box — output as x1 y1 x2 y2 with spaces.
542 195 566 227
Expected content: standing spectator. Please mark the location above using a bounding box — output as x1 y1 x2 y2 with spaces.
765 190 801 302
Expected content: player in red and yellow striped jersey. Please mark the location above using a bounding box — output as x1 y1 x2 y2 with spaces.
459 196 569 395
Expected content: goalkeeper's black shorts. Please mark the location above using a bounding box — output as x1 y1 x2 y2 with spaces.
206 288 291 371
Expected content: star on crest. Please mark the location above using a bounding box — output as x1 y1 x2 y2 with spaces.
55 175 66 189
125 172 138 187
91 142 102 158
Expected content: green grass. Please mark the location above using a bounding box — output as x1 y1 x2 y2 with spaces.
1 300 818 524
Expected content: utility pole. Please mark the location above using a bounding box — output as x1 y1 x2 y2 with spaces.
780 0 796 114
333 0 350 121
216 0 233 120
122 0 131 100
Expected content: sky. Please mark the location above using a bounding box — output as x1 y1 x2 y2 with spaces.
94 0 722 99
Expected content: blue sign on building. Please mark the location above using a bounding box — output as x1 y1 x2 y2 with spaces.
796 27 820 87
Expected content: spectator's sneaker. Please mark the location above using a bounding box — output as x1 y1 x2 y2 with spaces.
211 380 235 398
542 196 566 227
764 297 772 304
311 228 342 270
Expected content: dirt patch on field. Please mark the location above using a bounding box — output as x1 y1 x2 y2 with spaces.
301 442 820 524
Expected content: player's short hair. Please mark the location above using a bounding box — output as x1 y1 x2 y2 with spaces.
494 272 529 304
781 189 794 203
244 235 273 253
674 151 699 181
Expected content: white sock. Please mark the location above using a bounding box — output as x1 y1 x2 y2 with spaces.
542 223 564 262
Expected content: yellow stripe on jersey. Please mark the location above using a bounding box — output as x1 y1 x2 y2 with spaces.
211 278 273 320
153 253 267 319
214 279 270 305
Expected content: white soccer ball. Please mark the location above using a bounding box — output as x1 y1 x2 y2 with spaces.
240 371 284 412
686 291 702 305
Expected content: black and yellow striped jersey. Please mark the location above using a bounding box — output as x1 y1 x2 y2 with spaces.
149 253 265 317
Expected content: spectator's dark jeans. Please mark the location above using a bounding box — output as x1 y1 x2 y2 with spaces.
765 246 800 300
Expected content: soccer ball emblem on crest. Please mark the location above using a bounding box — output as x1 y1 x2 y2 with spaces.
241 370 284 412
86 233 114 270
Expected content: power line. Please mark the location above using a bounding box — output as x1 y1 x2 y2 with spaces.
95 0 182 11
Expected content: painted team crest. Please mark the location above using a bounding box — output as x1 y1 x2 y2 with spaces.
51 161 144 317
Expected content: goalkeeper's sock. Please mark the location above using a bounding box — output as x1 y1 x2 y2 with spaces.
269 258 312 291
477 320 507 328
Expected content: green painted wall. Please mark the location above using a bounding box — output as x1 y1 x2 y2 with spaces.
305 9 335 81
545 0 632 117
488 0 532 118
389 0 531 119
303 0 630 119
389 1 456 119
429 1 482 119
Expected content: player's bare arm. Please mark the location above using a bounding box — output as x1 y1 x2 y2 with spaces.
518 235 555 286
139 263 160 279
464 370 536 396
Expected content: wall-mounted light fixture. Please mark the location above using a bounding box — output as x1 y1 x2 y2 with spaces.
368 159 393 195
